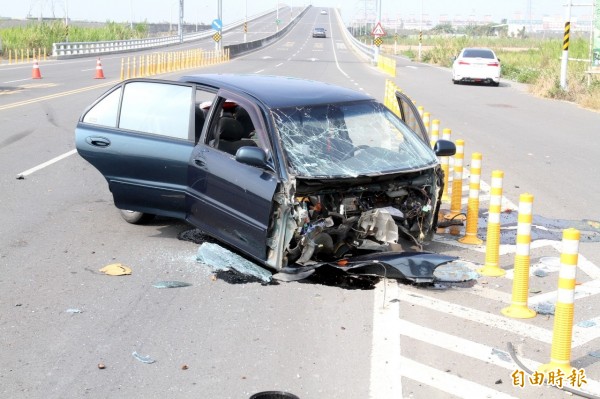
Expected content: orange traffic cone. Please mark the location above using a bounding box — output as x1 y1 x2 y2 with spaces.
32 59 42 79
94 58 105 79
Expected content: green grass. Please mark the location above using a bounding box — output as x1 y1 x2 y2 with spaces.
0 21 148 55
382 35 600 111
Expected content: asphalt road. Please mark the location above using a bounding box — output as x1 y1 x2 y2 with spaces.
1 6 599 399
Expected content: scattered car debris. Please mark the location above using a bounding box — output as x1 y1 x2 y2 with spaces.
152 281 192 289
589 350 600 358
97 363 106 369
533 269 548 277
132 351 155 364
181 364 189 370
99 263 132 276
577 320 597 328
197 242 273 284
432 260 479 282
491 348 512 363
532 301 555 315
197 241 460 288
65 308 83 314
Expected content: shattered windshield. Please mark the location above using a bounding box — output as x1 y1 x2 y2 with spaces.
272 100 437 178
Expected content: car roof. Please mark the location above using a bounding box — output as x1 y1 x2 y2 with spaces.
179 74 372 108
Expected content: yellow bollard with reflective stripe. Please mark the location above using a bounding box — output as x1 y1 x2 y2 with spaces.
440 128 452 202
430 119 440 148
422 112 430 134
479 170 506 276
446 139 465 221
458 153 483 245
501 193 536 319
539 228 580 375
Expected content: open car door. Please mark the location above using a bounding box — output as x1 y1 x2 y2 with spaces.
75 79 197 219
395 90 430 145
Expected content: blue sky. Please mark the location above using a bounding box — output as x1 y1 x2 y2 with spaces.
0 1 589 25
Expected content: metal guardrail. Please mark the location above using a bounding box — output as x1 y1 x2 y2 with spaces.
333 8 375 62
51 8 277 59
225 6 310 58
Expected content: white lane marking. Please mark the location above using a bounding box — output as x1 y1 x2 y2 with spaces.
405 66 418 69
4 78 31 83
369 280 402 399
400 357 520 399
81 68 95 72
400 318 527 370
16 149 77 179
275 63 283 67
400 319 600 395
254 69 264 74
399 290 554 344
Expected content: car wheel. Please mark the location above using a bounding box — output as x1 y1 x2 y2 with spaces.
452 79 459 85
119 209 155 224
491 81 500 87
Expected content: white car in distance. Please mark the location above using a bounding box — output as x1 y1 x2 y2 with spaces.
452 48 501 87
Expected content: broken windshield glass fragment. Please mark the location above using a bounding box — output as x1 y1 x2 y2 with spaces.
432 260 479 282
533 301 555 315
152 281 192 289
196 242 272 283
132 351 155 364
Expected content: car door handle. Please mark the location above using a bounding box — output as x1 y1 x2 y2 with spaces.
86 136 111 147
194 159 205 166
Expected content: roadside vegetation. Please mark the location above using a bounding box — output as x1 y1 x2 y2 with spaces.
0 20 148 55
373 26 600 111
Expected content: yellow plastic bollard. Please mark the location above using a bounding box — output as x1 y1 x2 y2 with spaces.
126 57 130 80
446 139 466 221
538 228 580 375
501 193 536 319
417 105 424 118
458 153 483 245
422 112 431 134
440 128 451 202
120 58 124 81
478 170 506 277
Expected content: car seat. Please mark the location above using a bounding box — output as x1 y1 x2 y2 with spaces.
213 117 257 156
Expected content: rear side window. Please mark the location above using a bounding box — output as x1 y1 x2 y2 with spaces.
463 49 495 59
82 87 121 127
119 82 193 140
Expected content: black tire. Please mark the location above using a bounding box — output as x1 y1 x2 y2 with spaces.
491 81 500 87
119 209 155 224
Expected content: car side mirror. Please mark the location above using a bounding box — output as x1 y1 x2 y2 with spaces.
433 139 456 157
236 146 272 170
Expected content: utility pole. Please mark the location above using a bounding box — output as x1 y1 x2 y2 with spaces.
178 0 184 43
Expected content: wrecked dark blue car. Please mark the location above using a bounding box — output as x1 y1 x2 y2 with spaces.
75 74 457 282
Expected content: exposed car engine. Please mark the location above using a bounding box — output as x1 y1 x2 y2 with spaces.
285 177 440 265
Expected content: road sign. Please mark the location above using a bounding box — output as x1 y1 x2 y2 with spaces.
372 22 385 37
374 37 383 47
276 19 282 25
212 32 222 42
212 18 222 31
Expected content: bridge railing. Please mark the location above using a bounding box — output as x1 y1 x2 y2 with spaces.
333 8 375 62
51 8 277 59
225 6 310 58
